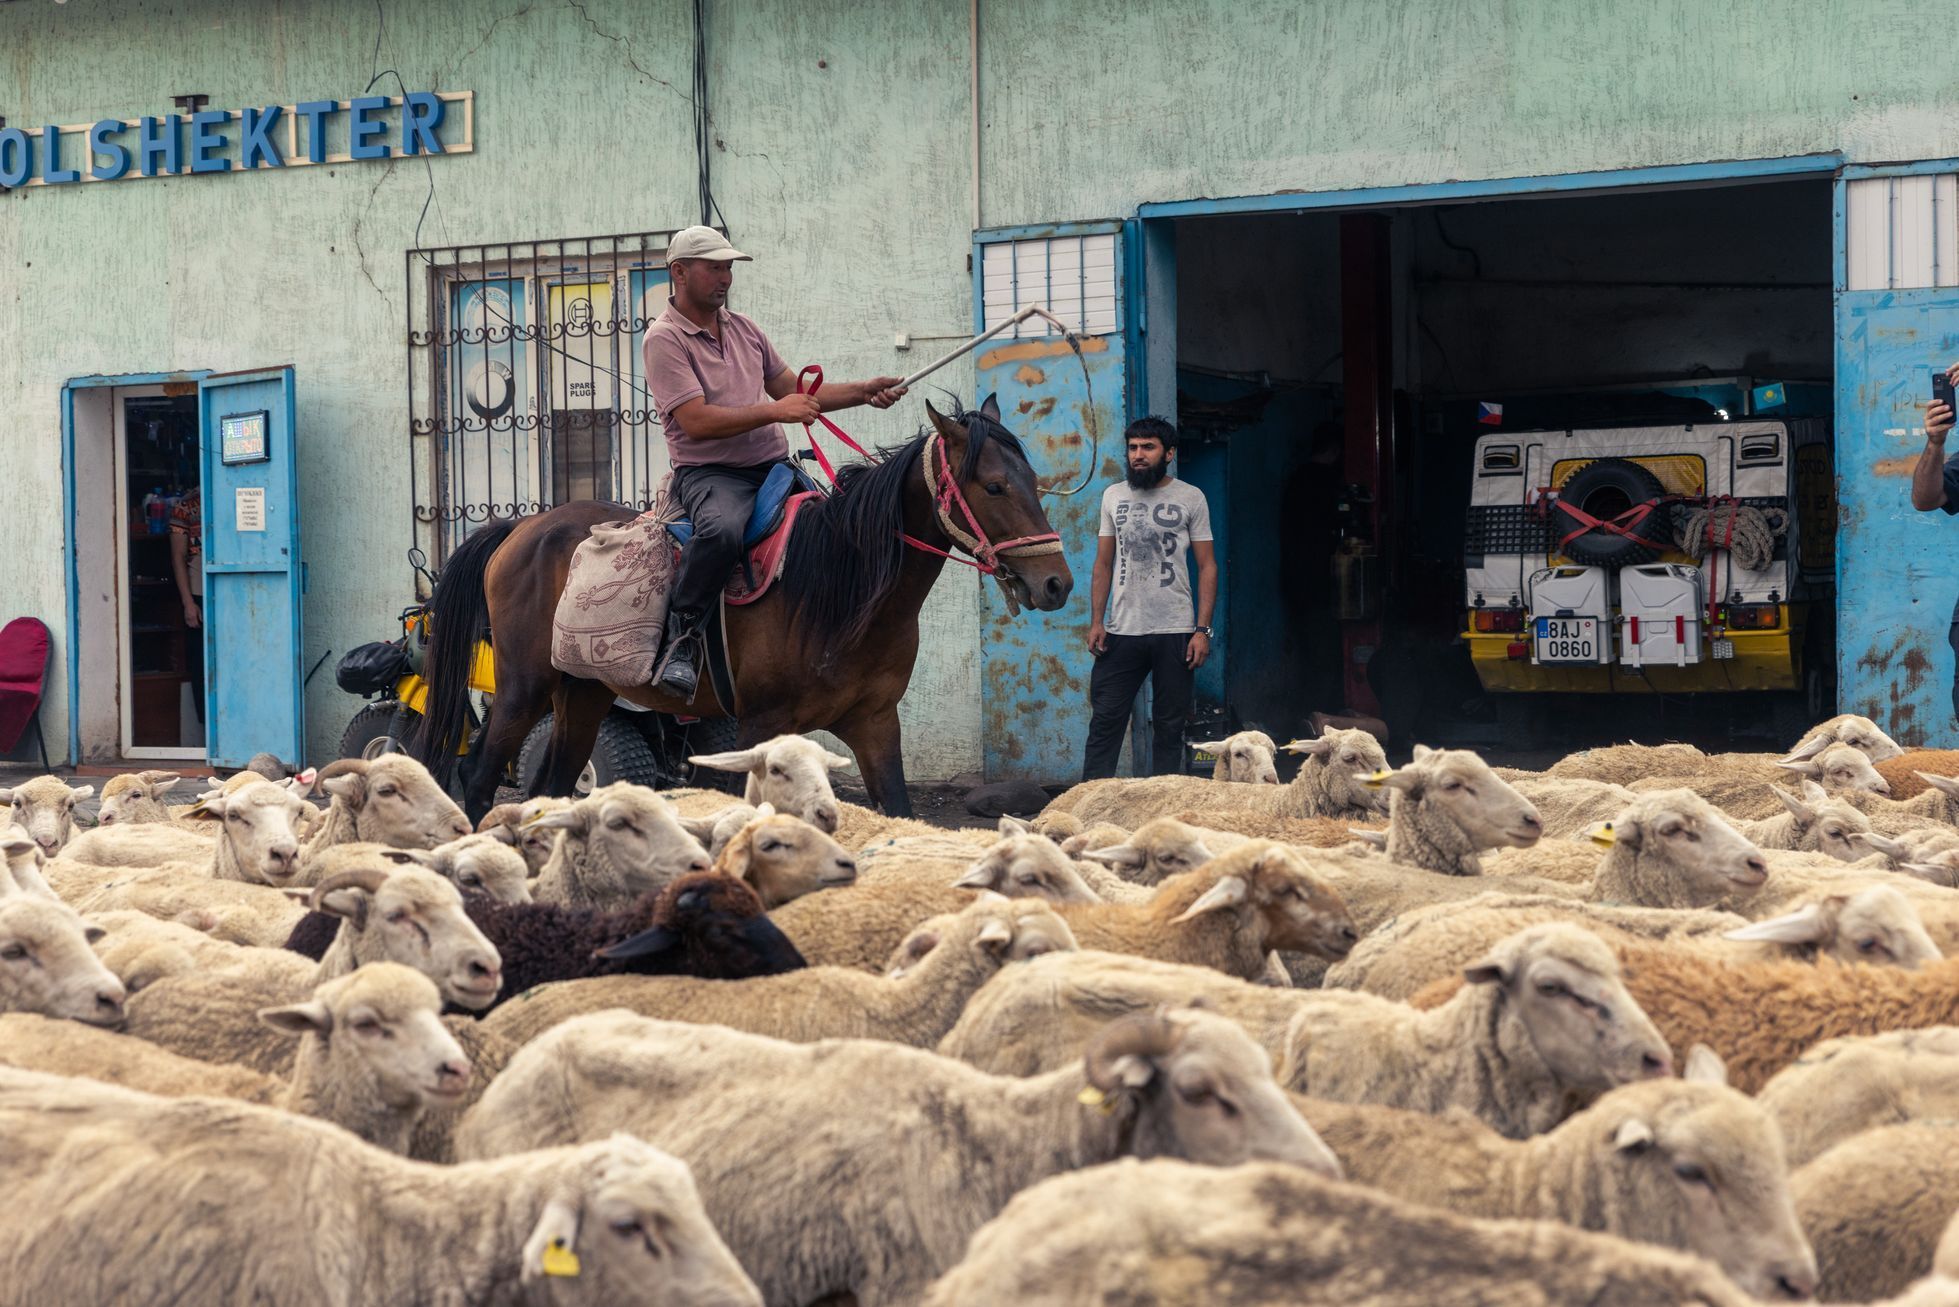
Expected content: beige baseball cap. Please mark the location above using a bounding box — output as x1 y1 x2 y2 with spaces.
666 225 751 262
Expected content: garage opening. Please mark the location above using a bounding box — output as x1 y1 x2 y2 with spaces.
1170 177 1835 755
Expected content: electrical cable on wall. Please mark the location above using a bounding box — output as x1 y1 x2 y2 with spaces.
365 0 445 257
693 0 725 230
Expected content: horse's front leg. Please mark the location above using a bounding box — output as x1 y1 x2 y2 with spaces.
835 705 911 818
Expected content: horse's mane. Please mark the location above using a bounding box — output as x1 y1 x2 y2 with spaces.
780 406 1027 660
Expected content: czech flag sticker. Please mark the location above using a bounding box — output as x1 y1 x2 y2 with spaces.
1477 401 1504 426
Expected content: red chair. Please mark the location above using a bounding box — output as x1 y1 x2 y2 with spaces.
0 618 52 769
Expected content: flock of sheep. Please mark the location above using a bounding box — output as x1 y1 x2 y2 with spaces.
8 718 1959 1302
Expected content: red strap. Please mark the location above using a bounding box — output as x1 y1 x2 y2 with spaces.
1554 497 1665 553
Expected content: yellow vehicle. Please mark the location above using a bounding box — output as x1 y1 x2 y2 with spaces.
1462 418 1835 738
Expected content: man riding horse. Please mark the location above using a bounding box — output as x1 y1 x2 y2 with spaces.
643 225 907 697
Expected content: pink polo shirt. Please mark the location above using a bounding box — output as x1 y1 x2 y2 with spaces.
643 304 791 468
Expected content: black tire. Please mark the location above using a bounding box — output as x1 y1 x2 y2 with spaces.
1552 458 1672 567
518 711 663 798
340 701 419 762
681 716 747 795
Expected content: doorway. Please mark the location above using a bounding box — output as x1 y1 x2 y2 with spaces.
118 391 205 758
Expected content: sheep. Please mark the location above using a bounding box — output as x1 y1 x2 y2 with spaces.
920 1158 1765 1307
0 896 126 1026
286 870 808 1010
1544 741 1713 786
771 838 1355 981
0 1068 761 1307
415 832 532 903
1873 749 1959 800
1854 826 1959 871
481 892 1073 1050
60 779 314 884
1293 1050 1818 1301
1162 808 1384 849
1072 815 1221 887
0 963 470 1153
1338 884 1939 1000
1040 724 1389 828
854 817 1099 904
0 775 94 855
1280 923 1673 1137
303 755 472 860
1028 810 1083 841
474 795 571 872
1609 743 1891 824
676 800 761 857
680 733 851 834
85 907 274 991
1193 729 1280 783
524 781 714 908
1791 712 1907 763
1057 820 1132 858
706 804 856 907
43 859 308 947
1507 775 1643 840
124 860 503 1075
1736 780 1877 858
93 769 194 826
1792 1122 1959 1301
454 1006 1341 1307
0 825 58 900
1852 770 1959 831
1756 1027 1959 1168
1561 788 1770 911
1365 744 1545 875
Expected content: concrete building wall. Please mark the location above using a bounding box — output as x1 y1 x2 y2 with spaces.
5 0 1958 772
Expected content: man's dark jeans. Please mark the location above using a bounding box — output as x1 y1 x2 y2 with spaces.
671 461 777 616
1082 632 1193 781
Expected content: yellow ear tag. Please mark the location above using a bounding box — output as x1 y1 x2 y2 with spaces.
1076 1086 1116 1116
1590 823 1617 849
1362 769 1393 790
541 1239 581 1278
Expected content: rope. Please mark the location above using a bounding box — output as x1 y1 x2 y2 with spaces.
1670 498 1789 574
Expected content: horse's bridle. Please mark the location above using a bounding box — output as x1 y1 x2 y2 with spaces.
795 366 1063 584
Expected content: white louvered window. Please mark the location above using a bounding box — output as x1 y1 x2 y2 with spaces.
1845 174 1959 291
981 233 1120 337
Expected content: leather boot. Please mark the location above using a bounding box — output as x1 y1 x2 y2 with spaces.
654 608 702 698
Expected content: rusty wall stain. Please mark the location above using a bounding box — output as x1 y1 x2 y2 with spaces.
1014 364 1047 386
976 336 1110 370
1902 645 1932 693
1871 457 1919 477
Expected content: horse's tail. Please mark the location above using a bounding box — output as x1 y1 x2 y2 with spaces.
414 518 518 784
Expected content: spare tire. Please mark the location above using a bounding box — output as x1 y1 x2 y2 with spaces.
1551 458 1672 567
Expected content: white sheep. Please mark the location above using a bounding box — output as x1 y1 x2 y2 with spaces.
1040 724 1389 828
0 825 58 900
60 780 316 885
0 963 469 1153
1507 776 1643 840
1280 922 1673 1137
1366 744 1545 875
303 755 472 857
523 782 713 908
0 775 95 855
1192 729 1279 783
1790 713 1907 763
474 794 572 872
0 895 126 1025
1792 1120 1959 1301
684 733 851 834
414 832 533 903
42 859 308 947
93 769 194 827
1734 780 1877 859
1618 742 1891 823
1756 1027 1959 1167
455 1006 1340 1307
0 1068 761 1307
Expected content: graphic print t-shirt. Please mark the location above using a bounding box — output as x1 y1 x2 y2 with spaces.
1098 478 1213 635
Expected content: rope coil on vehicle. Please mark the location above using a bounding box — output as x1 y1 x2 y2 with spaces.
1670 499 1789 574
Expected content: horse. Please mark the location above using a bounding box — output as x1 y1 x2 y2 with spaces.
413 398 1074 825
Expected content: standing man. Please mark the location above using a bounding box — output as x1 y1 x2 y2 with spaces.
168 484 204 728
1082 416 1218 780
1912 360 1959 721
643 226 907 697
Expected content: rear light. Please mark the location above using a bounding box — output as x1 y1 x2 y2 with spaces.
1725 605 1779 630
1472 608 1526 633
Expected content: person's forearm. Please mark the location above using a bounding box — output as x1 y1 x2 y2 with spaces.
684 401 793 439
1196 562 1218 627
1912 439 1949 511
1089 566 1112 625
813 380 866 413
170 543 194 606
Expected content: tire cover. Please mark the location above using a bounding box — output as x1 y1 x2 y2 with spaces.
1552 458 1672 567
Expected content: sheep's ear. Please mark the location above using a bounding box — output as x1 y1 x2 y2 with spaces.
378 849 432 867
975 914 1015 955
1917 772 1959 798
997 815 1031 837
1189 740 1229 755
1777 759 1823 779
1350 827 1388 849
1682 1044 1728 1086
1783 735 1831 762
186 795 230 822
1463 943 1515 986
525 807 586 834
1171 875 1247 923
892 930 940 974
315 887 373 929
68 784 95 800
1722 902 1828 946
81 923 107 944
717 829 756 881
675 814 719 843
259 998 333 1037
1768 784 1816 825
821 750 852 771
278 887 315 905
688 747 767 774
1083 842 1145 870
595 924 677 961
1285 736 1333 758
1410 745 1434 762
321 772 369 803
1596 815 1645 851
1854 830 1908 860
1800 779 1830 805
954 861 999 890
1613 1118 1655 1153
521 1198 582 1285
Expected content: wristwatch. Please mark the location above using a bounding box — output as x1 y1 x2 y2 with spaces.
1194 625 1213 637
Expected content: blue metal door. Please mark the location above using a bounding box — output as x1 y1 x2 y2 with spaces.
1835 165 1959 746
974 225 1134 781
198 367 305 768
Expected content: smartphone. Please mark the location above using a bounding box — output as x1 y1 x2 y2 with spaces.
1936 371 1955 415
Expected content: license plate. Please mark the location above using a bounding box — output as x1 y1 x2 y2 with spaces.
1535 617 1599 664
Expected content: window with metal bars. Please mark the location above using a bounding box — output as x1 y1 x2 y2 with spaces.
405 230 678 562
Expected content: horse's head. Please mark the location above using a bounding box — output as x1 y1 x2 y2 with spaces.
926 396 1075 613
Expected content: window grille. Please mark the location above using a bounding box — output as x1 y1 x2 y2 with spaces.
405 230 677 562
980 233 1120 338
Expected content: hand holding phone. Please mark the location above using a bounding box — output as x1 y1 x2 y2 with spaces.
1932 369 1956 443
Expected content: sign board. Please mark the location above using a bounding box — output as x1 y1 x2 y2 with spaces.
220 410 269 465
234 487 266 533
0 91 474 190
